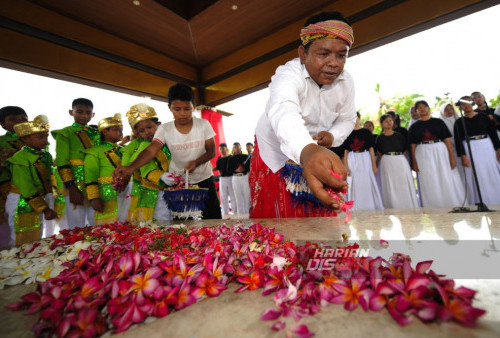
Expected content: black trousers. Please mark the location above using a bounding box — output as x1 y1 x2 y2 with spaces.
197 176 222 219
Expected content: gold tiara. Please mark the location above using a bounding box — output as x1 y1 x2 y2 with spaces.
98 113 122 132
126 103 158 128
14 115 50 137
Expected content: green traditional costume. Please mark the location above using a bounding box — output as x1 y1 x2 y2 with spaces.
0 131 24 224
133 140 171 222
84 114 123 225
51 121 100 228
6 115 53 245
121 138 142 223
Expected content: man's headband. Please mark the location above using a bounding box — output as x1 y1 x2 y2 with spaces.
300 20 354 47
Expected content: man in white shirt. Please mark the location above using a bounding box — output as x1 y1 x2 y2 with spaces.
250 11 356 218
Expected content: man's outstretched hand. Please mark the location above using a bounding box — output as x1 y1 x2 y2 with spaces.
112 166 133 193
300 143 347 209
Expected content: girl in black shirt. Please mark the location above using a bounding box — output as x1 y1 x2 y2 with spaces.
343 113 383 210
375 114 418 209
453 96 500 205
409 100 465 208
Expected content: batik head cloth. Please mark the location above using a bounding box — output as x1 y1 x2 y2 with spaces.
300 20 354 47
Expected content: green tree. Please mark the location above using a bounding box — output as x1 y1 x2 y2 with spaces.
489 90 500 108
372 83 424 128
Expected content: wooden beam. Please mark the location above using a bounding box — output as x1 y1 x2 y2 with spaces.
202 0 492 105
0 28 178 97
0 0 197 82
201 0 385 82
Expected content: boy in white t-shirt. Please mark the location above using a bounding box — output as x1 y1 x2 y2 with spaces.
113 83 222 219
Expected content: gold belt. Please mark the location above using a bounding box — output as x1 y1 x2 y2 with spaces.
70 159 85 166
98 177 114 184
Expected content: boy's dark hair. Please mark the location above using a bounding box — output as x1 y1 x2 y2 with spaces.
168 83 195 106
233 142 241 146
72 98 93 109
364 120 374 127
386 111 396 118
415 100 429 110
246 142 253 146
133 118 159 130
0 106 27 124
379 113 393 124
303 12 350 51
219 143 227 148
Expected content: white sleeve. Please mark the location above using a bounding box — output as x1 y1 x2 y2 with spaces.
153 124 167 145
201 119 216 140
266 66 315 164
328 75 357 147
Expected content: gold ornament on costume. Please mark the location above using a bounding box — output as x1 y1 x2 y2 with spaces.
98 113 123 132
14 115 50 137
126 103 158 128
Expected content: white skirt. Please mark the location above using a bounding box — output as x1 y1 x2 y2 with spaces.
379 154 419 209
415 143 465 207
462 138 500 205
347 151 383 210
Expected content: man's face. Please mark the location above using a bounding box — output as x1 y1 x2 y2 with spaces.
232 144 242 155
219 145 228 156
298 38 349 86
363 121 374 133
471 93 485 106
22 131 49 150
1 114 28 132
410 106 419 120
246 144 253 154
70 104 94 125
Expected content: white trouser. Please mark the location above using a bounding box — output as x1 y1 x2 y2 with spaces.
118 181 132 222
154 191 172 222
219 176 236 216
5 192 54 246
64 195 95 229
232 174 250 217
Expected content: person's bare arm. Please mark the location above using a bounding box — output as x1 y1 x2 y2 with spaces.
343 149 350 176
185 138 216 172
369 147 378 175
113 141 162 181
410 144 419 172
443 137 456 169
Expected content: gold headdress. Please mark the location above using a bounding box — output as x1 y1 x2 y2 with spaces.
98 113 123 132
126 103 158 128
14 115 50 137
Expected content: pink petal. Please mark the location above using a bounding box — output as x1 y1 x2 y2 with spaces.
415 260 433 274
406 275 430 291
387 306 412 326
270 320 286 331
291 324 315 338
261 308 282 321
369 295 386 311
142 279 160 297
379 239 389 248
416 306 437 322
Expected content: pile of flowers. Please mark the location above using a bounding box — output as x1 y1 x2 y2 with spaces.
2 221 485 337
